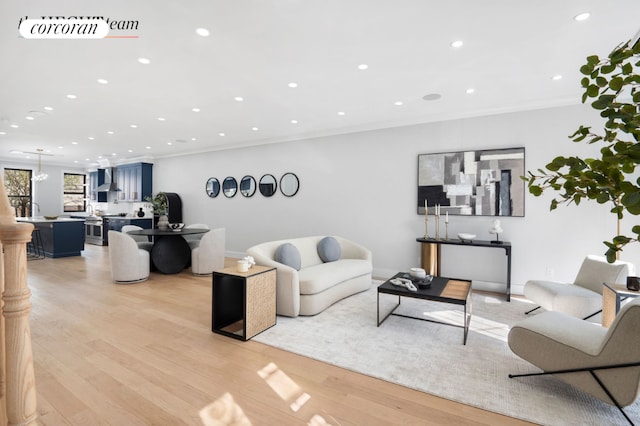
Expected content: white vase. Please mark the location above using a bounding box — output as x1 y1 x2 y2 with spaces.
157 214 169 230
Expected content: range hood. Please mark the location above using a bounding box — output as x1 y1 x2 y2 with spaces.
96 167 119 192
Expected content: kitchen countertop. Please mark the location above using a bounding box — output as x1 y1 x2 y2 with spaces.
17 217 85 223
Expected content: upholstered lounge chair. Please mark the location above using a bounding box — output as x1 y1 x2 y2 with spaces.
523 255 635 320
191 228 225 276
108 230 150 284
508 298 640 425
122 225 153 251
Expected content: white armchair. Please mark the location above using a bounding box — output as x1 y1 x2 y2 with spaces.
122 225 153 251
108 230 150 284
509 298 640 424
524 255 635 320
191 228 225 276
184 223 210 250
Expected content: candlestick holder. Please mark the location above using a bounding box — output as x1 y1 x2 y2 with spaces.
423 213 431 239
445 222 449 240
435 215 440 240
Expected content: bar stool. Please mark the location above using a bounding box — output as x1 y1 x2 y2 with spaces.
27 228 45 260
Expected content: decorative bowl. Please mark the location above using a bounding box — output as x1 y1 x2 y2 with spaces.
417 275 433 289
169 222 185 232
458 233 476 242
409 267 426 279
44 215 58 220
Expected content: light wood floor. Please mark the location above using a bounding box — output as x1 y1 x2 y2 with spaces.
24 244 532 425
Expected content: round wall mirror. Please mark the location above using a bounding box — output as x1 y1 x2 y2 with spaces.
206 177 220 198
280 173 299 197
222 176 238 198
259 174 277 197
240 175 256 197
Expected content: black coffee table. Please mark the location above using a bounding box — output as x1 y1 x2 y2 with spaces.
377 272 472 345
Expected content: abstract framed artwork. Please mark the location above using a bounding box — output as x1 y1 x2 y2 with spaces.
417 147 525 217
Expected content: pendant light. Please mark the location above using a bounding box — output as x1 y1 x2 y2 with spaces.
32 149 48 182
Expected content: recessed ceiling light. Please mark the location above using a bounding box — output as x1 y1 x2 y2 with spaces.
0 132 6 135
130 124 137 128
291 120 298 124
97 78 108 84
422 93 442 101
88 136 95 140
128 149 133 153
73 160 79 163
195 28 210 37
111 153 117 156
218 132 225 137
71 141 78 145
10 124 18 128
145 146 151 149
25 116 34 120
191 137 197 141
167 142 173 145
107 131 114 134
574 12 590 21
234 96 244 102
44 106 53 111
251 127 259 131
466 88 475 94
394 101 403 106
338 111 345 116
192 107 200 112
451 40 464 48
138 58 150 65
357 64 368 70
85 158 90 161
552 75 563 81
288 82 298 88
58 146 64 149
158 117 165 121
66 94 77 99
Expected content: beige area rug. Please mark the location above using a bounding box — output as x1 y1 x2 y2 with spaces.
253 282 640 425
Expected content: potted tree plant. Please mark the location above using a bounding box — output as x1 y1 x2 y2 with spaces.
144 192 169 230
523 38 640 262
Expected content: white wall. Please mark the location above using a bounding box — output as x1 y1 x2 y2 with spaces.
153 104 640 294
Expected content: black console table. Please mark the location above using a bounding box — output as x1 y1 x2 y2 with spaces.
416 237 512 301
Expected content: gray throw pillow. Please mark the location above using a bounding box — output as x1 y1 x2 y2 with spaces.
317 236 341 262
274 243 301 270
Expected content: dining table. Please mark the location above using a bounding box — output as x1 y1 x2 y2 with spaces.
127 228 209 274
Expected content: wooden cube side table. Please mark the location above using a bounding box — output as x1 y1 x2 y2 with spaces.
212 265 276 340
602 282 640 328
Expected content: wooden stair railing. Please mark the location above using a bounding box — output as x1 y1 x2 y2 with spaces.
0 176 38 425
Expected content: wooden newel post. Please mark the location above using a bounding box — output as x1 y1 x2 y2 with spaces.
0 176 38 425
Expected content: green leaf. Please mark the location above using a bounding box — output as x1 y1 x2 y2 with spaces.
586 55 600 65
609 76 623 91
580 64 594 75
586 85 600 98
529 186 542 196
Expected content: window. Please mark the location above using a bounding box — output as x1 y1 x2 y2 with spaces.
64 173 86 212
4 168 33 217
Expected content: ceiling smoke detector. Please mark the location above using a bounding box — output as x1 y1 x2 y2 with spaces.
422 93 442 101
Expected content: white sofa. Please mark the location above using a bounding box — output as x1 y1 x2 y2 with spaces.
246 236 372 317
